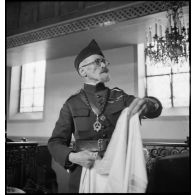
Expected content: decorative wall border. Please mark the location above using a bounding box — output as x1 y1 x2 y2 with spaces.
6 1 186 49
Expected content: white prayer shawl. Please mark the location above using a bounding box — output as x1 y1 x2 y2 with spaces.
79 108 148 193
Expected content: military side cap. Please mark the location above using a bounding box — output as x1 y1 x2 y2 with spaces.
74 39 104 71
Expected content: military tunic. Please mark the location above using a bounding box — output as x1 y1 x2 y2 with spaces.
48 82 162 193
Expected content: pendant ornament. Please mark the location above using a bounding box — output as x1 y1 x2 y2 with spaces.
81 89 109 132
93 116 102 132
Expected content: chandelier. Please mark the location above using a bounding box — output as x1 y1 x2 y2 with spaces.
145 1 189 66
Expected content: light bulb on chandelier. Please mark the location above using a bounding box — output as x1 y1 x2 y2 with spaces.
145 1 189 67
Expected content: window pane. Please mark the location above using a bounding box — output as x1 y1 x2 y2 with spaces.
146 58 171 75
147 75 171 108
34 61 46 87
173 73 190 107
20 60 46 113
172 61 190 73
21 63 35 88
33 88 44 107
20 89 33 108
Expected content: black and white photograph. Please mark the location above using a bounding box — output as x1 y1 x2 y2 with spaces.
6 1 190 193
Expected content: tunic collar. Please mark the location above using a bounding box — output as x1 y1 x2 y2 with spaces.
84 82 106 93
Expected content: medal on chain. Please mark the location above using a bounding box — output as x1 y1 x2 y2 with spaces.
93 115 102 132
81 89 109 132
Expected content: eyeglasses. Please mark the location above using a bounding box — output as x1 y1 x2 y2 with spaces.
80 58 110 69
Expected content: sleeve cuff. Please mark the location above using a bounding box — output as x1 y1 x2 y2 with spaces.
64 150 76 170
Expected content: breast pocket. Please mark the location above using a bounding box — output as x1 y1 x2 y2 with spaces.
72 108 91 131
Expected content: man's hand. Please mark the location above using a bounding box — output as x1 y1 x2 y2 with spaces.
127 98 148 118
68 150 99 169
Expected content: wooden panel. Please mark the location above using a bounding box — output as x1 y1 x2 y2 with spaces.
84 1 106 9
38 2 55 20
6 142 38 189
19 2 37 27
83 1 108 13
59 1 80 16
147 153 190 193
6 1 140 36
6 2 20 30
6 143 57 193
8 1 184 41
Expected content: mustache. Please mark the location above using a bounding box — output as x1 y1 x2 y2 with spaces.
100 68 109 73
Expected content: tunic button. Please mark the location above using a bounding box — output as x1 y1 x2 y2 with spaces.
102 134 107 138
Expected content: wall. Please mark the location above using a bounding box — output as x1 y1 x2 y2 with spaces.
6 67 11 118
7 46 189 141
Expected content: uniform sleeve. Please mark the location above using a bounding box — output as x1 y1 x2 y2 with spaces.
122 91 162 119
48 101 74 167
122 91 136 107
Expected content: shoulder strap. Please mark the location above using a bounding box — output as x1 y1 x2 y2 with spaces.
79 90 101 116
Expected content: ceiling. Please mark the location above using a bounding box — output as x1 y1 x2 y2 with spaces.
7 7 189 67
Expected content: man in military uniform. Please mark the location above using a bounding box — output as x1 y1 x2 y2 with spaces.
48 39 162 193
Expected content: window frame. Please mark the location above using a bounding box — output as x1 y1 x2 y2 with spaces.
137 43 189 118
19 62 46 113
8 62 47 121
145 65 190 108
